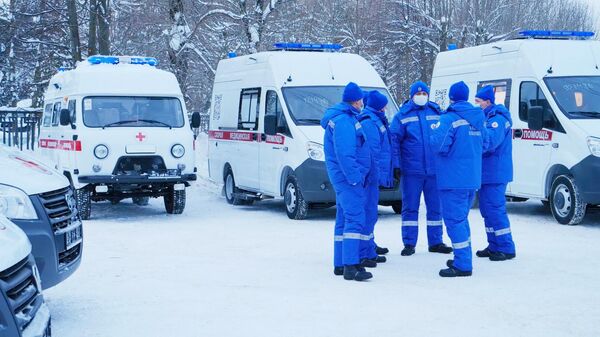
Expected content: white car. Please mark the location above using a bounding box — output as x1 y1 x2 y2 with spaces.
40 55 197 219
208 43 402 219
430 30 600 225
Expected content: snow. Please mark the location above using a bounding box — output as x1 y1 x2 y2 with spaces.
44 135 600 337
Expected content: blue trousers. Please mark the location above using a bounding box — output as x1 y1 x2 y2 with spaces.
333 181 366 267
401 175 444 247
360 176 378 260
479 183 516 254
439 189 475 272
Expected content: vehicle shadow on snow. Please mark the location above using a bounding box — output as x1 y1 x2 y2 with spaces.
86 200 167 220
505 201 600 228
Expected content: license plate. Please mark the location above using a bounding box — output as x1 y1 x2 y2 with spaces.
65 225 82 249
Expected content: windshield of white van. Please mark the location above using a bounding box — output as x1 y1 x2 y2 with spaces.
281 86 397 125
82 96 185 128
545 76 600 119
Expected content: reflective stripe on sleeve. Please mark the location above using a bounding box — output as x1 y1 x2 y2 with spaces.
485 227 495 233
452 119 469 128
328 120 335 129
380 125 387 133
334 235 344 242
495 228 512 236
355 122 362 130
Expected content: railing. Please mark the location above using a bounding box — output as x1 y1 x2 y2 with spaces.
0 108 43 151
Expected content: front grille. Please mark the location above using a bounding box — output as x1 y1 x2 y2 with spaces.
113 156 167 175
38 187 79 232
0 256 43 332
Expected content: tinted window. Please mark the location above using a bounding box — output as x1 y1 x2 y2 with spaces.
266 90 291 137
82 96 185 128
52 102 61 126
68 100 77 124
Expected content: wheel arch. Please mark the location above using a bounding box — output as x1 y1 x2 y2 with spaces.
545 164 571 199
223 162 233 181
279 166 295 197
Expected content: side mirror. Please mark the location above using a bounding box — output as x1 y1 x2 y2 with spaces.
264 115 277 136
190 111 201 129
528 106 544 130
59 109 71 126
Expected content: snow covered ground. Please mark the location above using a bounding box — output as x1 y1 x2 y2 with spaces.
45 135 600 337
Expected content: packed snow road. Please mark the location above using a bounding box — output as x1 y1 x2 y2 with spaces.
45 178 600 337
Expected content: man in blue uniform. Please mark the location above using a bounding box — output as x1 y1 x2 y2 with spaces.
358 90 394 265
321 82 373 281
474 85 517 261
390 81 453 257
430 81 485 277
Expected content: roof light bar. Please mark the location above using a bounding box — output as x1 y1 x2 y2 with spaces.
519 30 595 39
87 55 159 66
273 43 343 51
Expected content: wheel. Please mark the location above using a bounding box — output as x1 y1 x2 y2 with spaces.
541 200 550 209
110 199 120 205
76 187 91 220
284 174 308 220
224 169 250 205
132 196 150 206
164 187 186 214
391 201 402 214
549 175 586 225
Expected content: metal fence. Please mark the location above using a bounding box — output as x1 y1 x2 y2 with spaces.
0 108 43 151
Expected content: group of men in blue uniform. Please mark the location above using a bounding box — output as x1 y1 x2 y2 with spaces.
321 80 516 281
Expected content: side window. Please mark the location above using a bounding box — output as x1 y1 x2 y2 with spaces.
51 102 61 126
42 104 53 127
266 90 291 137
519 81 563 131
238 88 260 131
68 100 77 124
477 79 512 108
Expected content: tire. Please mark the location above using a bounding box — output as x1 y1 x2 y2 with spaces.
76 187 91 220
110 199 120 205
224 169 249 205
132 196 150 206
164 187 186 214
541 200 550 209
284 174 308 220
391 201 402 214
549 175 586 225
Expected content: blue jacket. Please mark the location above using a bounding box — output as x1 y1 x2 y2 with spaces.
390 100 442 176
430 101 485 190
359 107 394 188
321 102 371 186
482 104 513 184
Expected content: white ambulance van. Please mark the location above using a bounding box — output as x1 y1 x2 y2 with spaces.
208 43 402 220
40 56 197 219
0 216 52 337
430 30 600 225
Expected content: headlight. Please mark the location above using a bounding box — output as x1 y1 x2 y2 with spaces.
307 142 325 161
0 185 37 219
587 137 600 157
94 144 109 159
171 144 185 158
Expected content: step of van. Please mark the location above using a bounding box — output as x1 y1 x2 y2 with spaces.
233 192 267 201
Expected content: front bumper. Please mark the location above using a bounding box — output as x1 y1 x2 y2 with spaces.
294 159 402 203
78 173 197 185
572 155 600 204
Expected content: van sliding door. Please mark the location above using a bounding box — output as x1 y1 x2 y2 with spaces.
234 88 261 190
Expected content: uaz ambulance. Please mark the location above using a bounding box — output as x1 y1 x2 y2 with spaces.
430 30 600 225
0 216 52 337
0 144 82 289
207 43 402 219
40 56 197 219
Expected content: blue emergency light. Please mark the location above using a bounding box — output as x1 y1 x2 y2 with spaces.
87 55 159 66
273 43 343 51
519 30 595 39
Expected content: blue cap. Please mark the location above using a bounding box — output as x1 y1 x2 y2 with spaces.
476 85 495 104
367 91 389 111
410 81 430 98
449 81 469 102
343 82 364 103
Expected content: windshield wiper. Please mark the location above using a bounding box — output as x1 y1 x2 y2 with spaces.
569 111 600 119
102 119 172 129
297 119 322 124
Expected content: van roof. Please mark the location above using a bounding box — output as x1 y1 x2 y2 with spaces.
434 39 600 79
215 51 387 88
45 61 183 99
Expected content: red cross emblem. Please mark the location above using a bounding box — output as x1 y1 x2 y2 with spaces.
136 132 146 142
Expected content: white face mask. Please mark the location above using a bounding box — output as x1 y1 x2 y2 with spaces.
413 94 429 106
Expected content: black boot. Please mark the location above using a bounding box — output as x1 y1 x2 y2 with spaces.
360 258 377 268
489 251 516 261
401 245 415 256
334 267 344 276
376 246 389 255
344 265 373 281
439 266 472 277
369 255 387 263
476 247 491 258
428 243 453 254
446 259 454 268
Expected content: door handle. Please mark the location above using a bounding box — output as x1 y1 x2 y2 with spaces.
283 146 288 152
552 143 559 148
261 134 267 141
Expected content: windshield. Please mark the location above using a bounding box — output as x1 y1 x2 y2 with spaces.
544 76 600 119
281 86 398 125
83 96 185 128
